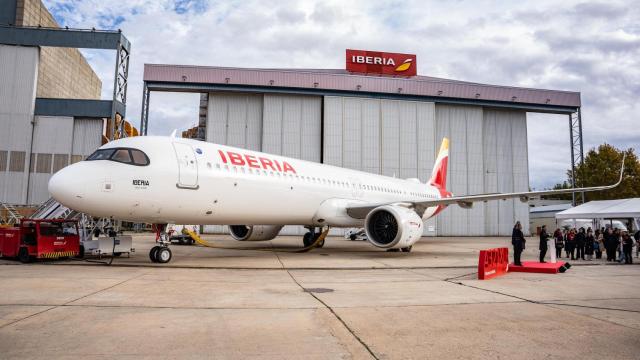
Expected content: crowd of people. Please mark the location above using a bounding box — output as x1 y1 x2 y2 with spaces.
512 222 639 265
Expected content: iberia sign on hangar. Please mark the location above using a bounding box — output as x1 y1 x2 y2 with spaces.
346 49 417 76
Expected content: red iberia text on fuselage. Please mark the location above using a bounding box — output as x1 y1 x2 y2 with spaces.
218 150 297 174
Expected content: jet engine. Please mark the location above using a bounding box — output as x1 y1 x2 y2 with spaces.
364 205 423 249
228 225 283 241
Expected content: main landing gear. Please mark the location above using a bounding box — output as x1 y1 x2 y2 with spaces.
150 224 173 264
303 227 325 248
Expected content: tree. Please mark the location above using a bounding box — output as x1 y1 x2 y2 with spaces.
546 144 640 201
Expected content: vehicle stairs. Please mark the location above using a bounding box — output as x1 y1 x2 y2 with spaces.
0 202 24 225
31 198 119 243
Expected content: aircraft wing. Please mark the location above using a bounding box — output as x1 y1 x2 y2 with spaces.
346 156 625 219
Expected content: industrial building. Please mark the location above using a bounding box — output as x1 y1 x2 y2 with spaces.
0 0 130 208
142 60 582 236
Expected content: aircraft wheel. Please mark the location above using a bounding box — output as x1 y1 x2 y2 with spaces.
149 246 161 263
18 247 31 263
77 245 85 259
401 246 413 253
156 247 172 263
303 232 314 247
349 234 357 241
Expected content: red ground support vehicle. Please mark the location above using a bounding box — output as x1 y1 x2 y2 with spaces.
0 219 80 263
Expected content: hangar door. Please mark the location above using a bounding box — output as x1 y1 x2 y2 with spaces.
323 96 437 236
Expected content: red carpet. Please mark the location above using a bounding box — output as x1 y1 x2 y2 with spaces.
509 261 568 274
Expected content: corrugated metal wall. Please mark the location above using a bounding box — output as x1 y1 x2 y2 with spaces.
25 117 103 204
435 105 486 236
0 45 39 204
323 96 437 235
206 93 263 151
262 94 321 161
27 116 74 204
483 109 530 235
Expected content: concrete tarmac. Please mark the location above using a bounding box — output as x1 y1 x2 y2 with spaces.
0 234 639 359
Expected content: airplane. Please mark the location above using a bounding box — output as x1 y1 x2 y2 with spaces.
48 135 625 263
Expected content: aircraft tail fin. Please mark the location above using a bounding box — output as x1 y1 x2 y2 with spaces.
428 138 449 190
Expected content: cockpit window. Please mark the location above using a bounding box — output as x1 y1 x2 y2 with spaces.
87 149 115 160
111 149 132 164
86 148 150 166
130 149 149 165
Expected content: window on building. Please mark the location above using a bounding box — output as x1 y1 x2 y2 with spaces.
36 153 52 173
70 154 83 164
52 154 69 173
8 151 26 172
0 150 7 172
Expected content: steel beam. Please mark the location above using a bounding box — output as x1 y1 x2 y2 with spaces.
34 98 124 118
0 2 17 26
569 109 585 206
145 81 579 115
0 24 130 50
140 82 150 136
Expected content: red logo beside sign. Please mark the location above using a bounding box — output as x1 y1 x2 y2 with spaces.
477 248 509 280
346 49 417 77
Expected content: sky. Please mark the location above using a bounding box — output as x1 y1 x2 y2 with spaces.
43 0 640 189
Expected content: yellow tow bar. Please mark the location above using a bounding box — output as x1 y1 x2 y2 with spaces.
184 228 329 253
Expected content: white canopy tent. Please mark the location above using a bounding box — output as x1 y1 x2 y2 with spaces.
555 198 640 219
555 198 640 231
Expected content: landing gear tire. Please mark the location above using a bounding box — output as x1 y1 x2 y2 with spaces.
156 247 172 263
303 232 314 247
349 234 357 241
18 247 31 263
149 246 161 263
401 246 413 253
77 245 85 259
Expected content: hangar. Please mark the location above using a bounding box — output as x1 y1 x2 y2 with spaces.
142 52 581 236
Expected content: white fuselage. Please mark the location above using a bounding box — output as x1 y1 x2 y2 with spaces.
49 136 446 227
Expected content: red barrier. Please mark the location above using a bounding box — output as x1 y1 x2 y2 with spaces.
477 247 509 280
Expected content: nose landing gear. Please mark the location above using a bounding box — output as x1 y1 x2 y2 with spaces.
303 227 325 248
150 224 173 263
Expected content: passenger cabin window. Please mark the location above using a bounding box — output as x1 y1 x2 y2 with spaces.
87 148 150 166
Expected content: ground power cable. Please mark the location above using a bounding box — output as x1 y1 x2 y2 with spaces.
185 228 329 253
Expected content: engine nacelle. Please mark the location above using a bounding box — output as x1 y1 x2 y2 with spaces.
364 205 423 249
228 225 283 241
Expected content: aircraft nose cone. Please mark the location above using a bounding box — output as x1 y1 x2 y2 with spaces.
49 166 82 205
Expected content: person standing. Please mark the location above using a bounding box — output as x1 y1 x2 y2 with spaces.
539 225 549 263
512 221 526 266
553 228 564 259
622 231 633 264
595 229 603 259
634 229 640 258
575 228 586 260
566 229 576 260
604 227 615 261
585 228 595 261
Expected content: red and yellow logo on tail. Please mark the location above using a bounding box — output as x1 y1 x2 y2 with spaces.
429 138 449 190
